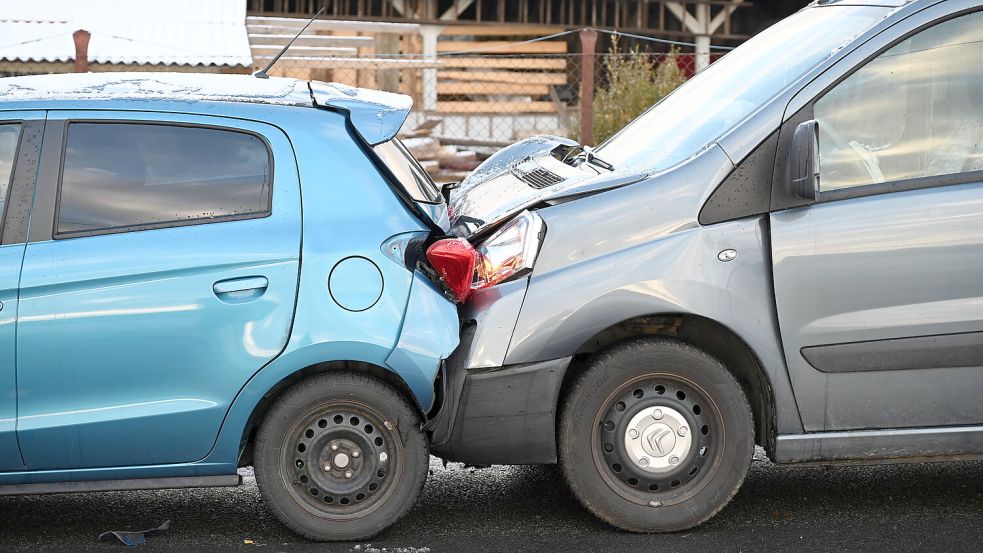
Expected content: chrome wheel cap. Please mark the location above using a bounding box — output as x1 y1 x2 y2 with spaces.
624 406 692 473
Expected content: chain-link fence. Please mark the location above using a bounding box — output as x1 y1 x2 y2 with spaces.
1 35 709 142
263 44 703 181
2 27 724 181
264 49 705 147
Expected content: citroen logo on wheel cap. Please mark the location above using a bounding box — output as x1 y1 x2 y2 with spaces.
625 406 692 473
645 424 676 457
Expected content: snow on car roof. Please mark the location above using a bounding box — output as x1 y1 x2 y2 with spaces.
0 72 314 106
0 72 417 144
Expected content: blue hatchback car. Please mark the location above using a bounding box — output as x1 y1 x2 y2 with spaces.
0 72 459 541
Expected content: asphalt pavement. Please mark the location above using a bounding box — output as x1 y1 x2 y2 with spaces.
2 448 981 552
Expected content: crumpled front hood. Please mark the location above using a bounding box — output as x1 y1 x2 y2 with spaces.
449 135 652 238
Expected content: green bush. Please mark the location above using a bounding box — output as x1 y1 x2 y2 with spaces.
580 43 687 145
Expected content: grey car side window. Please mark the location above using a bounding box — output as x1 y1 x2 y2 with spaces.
814 11 983 192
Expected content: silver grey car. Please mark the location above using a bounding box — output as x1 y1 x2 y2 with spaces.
421 0 983 533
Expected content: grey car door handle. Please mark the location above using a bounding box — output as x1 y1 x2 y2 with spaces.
213 276 269 303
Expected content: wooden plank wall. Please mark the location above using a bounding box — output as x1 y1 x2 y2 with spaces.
436 24 569 115
247 17 572 116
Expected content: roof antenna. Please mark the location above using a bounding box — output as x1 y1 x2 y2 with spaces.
253 6 324 79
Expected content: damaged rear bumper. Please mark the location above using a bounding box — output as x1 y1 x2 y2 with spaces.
429 323 570 465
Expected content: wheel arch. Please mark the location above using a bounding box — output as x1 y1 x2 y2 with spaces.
236 360 424 468
561 313 776 455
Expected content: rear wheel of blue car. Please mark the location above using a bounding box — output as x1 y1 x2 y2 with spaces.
254 372 428 541
559 338 753 532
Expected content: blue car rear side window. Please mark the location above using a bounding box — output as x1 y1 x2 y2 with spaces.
0 124 21 234
56 122 272 237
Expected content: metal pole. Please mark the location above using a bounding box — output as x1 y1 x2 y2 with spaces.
695 2 711 72
73 29 90 73
420 25 443 112
695 35 710 72
579 28 597 146
376 33 399 93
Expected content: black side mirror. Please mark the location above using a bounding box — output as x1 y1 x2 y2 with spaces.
787 120 820 201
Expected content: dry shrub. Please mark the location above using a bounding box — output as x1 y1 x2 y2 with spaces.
584 42 687 145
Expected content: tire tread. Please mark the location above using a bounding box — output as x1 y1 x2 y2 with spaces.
253 371 428 542
559 337 753 533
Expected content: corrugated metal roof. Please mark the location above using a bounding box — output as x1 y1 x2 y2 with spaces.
0 0 252 67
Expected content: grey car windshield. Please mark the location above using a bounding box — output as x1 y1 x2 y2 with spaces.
595 5 891 172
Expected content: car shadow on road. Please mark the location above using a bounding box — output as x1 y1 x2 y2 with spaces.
1 451 982 552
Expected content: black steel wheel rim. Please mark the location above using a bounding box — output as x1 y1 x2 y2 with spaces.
280 400 401 519
591 373 723 505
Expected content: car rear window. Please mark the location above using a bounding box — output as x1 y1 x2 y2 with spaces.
57 122 272 237
373 139 442 204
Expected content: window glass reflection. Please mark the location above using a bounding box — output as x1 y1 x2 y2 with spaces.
816 12 983 191
0 125 21 220
59 123 271 235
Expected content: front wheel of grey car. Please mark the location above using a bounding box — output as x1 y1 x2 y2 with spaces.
254 372 429 541
559 338 753 532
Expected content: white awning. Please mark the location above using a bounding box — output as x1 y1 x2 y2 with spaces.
0 0 252 67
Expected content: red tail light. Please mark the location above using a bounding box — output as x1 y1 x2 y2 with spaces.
426 238 476 303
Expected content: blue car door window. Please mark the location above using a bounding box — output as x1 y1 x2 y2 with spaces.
57 123 272 236
0 125 17 211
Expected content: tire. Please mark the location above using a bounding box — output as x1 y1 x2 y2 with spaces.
254 372 428 541
558 338 753 533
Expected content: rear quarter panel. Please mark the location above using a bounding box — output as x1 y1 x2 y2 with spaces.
204 108 453 467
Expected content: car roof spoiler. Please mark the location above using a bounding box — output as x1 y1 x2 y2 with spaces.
309 81 413 146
